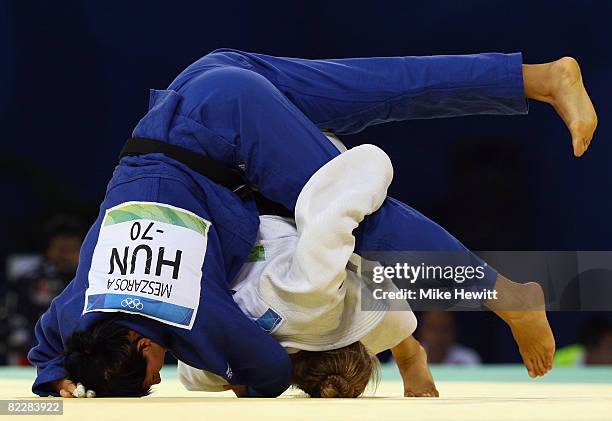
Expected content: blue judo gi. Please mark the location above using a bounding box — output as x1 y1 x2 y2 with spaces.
28 49 527 397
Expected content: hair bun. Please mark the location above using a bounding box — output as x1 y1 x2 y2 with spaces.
320 374 354 398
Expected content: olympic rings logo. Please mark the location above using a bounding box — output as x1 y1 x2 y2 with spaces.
121 297 144 311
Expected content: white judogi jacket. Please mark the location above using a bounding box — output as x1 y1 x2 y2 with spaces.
179 140 416 391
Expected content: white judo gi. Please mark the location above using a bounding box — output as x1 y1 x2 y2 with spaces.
179 138 416 392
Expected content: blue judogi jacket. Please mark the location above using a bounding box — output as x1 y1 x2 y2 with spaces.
28 49 526 397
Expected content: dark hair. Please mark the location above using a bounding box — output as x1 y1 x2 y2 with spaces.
291 342 380 398
63 320 150 397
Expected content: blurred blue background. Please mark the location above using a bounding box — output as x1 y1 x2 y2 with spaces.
0 0 610 365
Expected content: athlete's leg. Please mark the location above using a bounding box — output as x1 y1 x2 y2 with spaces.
486 274 555 377
356 197 555 377
176 50 596 157
175 49 528 136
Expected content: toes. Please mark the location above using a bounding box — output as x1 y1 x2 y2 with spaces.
543 351 554 373
534 356 545 377
525 357 537 378
570 117 597 157
572 137 586 157
539 353 550 375
582 136 593 154
536 352 553 376
546 353 554 371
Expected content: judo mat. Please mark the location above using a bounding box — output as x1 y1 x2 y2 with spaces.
1 365 611 421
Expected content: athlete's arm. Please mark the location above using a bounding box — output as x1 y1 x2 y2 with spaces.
391 335 439 398
222 305 293 397
27 300 69 396
225 384 248 397
178 361 230 392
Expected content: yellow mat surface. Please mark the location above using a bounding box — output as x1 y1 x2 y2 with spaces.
2 366 611 421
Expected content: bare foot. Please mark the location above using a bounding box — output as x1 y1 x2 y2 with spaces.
549 58 598 157
488 281 556 378
525 57 598 157
393 339 439 398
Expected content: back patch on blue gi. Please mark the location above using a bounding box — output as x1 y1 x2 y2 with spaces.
255 308 282 333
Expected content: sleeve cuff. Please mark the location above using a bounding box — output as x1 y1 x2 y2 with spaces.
31 356 67 397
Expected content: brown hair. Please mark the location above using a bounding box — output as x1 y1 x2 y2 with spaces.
291 342 380 398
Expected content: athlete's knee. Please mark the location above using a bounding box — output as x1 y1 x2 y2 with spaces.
191 66 275 105
180 66 281 129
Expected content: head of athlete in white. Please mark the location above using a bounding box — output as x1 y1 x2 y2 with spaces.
63 319 166 397
290 342 380 398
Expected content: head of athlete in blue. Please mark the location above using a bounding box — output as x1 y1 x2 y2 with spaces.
63 319 166 397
